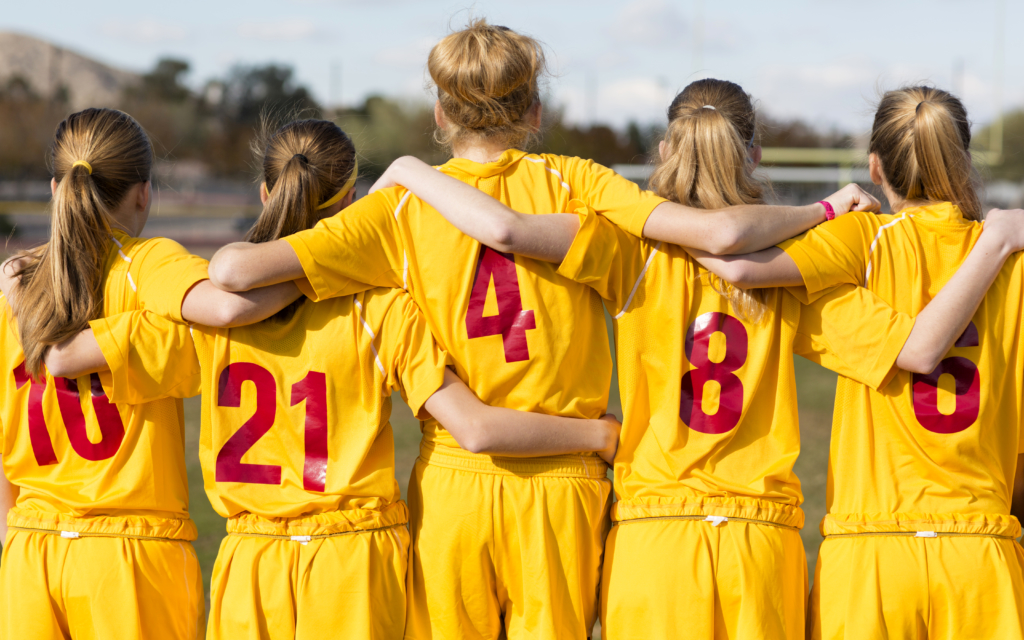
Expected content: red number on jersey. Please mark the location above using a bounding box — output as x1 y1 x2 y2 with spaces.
13 363 58 466
912 322 980 434
679 312 749 434
216 363 281 485
466 248 536 363
13 365 124 465
291 371 328 492
215 364 330 492
53 375 125 461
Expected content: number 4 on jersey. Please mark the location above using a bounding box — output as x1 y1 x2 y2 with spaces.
466 248 536 363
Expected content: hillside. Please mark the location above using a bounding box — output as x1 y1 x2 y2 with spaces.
0 31 139 109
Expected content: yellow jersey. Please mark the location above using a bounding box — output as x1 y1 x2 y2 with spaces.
558 208 916 528
780 202 1024 536
284 149 666 449
0 230 208 539
90 288 447 530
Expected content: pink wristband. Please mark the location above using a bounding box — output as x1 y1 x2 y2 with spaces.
817 200 836 221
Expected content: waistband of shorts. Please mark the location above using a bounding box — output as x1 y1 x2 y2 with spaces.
418 441 609 478
612 496 804 529
7 507 197 541
226 501 408 537
821 512 1022 538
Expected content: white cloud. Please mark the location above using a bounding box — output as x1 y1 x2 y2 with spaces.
373 37 435 68
611 0 688 48
557 76 673 128
237 19 325 41
100 19 189 44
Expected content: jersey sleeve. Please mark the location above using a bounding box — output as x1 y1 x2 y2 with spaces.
89 311 201 404
561 157 667 238
282 189 407 302
792 284 915 390
365 291 447 420
555 204 658 314
777 213 880 296
132 238 210 323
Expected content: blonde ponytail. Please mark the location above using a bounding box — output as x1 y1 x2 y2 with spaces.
14 108 152 377
870 86 980 220
649 79 772 324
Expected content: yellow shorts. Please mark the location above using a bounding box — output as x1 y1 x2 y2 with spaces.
810 533 1024 640
0 528 205 640
601 517 806 640
406 443 611 640
207 515 409 640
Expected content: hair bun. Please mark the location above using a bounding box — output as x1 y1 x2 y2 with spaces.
428 18 546 147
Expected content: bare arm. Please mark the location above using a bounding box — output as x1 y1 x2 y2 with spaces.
687 247 804 288
423 369 620 463
207 240 305 292
639 182 880 255
895 208 1024 373
45 328 107 379
181 280 302 327
0 463 18 544
371 155 579 263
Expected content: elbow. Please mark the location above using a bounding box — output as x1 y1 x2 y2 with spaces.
208 249 251 292
706 220 746 256
455 417 493 454
898 351 941 375
44 350 73 379
486 219 518 254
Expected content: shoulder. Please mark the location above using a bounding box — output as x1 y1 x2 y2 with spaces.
122 235 194 263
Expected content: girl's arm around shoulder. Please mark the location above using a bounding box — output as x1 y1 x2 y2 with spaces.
424 369 620 464
372 155 579 264
896 208 1024 374
642 183 880 255
207 240 305 293
181 280 302 328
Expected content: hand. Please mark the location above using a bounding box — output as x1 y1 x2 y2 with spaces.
822 184 881 216
597 413 621 466
982 208 1024 254
368 156 429 195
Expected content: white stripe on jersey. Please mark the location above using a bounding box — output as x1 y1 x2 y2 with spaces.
863 213 911 286
353 299 387 376
614 242 662 320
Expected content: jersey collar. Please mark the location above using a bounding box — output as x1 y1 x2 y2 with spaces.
897 201 968 225
442 149 528 179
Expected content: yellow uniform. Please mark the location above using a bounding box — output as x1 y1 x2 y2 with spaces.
91 288 448 640
0 230 208 640
558 208 917 640
779 202 1024 640
283 149 666 640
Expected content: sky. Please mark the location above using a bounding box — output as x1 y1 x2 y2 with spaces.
2 0 1021 135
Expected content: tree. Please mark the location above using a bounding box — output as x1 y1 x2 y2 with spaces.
977 110 1024 182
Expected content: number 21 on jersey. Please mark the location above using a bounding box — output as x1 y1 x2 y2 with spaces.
215 363 329 492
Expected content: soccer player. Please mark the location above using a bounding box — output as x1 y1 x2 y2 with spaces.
206 22 884 640
42 118 620 640
0 108 301 640
691 85 1024 639
367 78 1024 639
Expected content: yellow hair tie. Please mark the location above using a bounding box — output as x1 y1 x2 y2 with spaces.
71 160 93 175
316 159 359 210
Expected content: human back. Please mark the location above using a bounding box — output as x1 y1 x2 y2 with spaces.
282 20 664 450
0 107 208 530
0 107 209 640
780 86 1024 525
